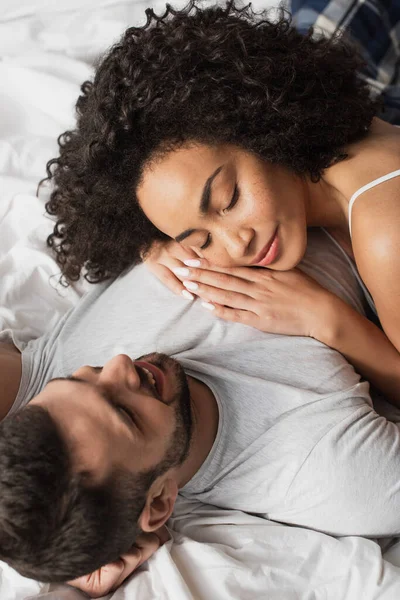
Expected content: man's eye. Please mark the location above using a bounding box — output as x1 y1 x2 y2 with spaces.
200 233 211 250
117 405 135 424
223 184 239 214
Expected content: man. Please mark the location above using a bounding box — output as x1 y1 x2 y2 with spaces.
1 230 400 597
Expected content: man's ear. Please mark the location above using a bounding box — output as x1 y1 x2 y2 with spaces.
138 475 178 533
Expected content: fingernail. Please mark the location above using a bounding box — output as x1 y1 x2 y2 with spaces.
183 280 198 291
173 267 190 277
182 290 194 300
184 259 201 267
201 302 215 311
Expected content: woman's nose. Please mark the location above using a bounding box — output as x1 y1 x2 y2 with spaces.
220 228 253 260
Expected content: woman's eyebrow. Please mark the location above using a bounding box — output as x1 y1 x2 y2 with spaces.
174 164 224 243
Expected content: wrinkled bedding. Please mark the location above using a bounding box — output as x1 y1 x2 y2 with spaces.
2 2 400 598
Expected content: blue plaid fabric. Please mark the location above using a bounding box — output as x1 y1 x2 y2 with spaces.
291 1 400 124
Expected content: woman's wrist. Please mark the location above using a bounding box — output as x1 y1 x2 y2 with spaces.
310 292 347 348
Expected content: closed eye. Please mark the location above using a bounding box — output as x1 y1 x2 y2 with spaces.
200 233 211 250
116 404 136 427
223 184 239 214
200 184 239 251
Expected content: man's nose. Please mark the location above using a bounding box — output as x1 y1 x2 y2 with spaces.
220 228 253 260
99 354 141 389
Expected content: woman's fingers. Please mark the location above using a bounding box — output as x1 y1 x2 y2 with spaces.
144 240 200 298
182 280 258 311
147 262 194 298
145 253 196 299
202 303 257 326
173 267 260 297
183 260 269 282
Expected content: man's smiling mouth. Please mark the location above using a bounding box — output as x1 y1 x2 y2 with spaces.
142 366 157 390
134 360 165 399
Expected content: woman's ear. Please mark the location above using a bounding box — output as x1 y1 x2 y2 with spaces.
138 476 178 533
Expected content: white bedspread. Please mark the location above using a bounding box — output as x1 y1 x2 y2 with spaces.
2 1 400 598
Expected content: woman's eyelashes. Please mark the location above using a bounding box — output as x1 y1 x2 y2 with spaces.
200 233 211 250
200 184 240 250
222 183 239 214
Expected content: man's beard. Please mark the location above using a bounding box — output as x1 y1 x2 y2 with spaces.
137 352 193 475
109 353 193 555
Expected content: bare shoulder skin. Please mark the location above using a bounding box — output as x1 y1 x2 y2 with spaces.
324 119 400 349
302 118 400 404
0 342 22 421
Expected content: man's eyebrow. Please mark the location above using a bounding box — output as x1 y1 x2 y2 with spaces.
49 375 84 384
174 165 224 243
47 376 131 427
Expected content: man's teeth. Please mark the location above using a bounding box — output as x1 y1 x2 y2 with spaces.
142 367 156 390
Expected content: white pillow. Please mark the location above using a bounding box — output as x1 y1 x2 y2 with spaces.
0 1 287 63
0 0 145 21
0 0 201 63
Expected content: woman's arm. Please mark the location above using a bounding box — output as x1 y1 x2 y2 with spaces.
319 296 400 407
341 179 400 404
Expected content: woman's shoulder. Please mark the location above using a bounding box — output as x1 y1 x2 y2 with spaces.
321 119 400 241
321 119 400 272
348 121 400 230
344 124 400 312
351 118 400 182
325 118 400 202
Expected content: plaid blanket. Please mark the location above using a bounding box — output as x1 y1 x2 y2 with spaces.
291 0 400 124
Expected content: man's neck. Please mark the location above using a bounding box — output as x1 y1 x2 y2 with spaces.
175 375 219 488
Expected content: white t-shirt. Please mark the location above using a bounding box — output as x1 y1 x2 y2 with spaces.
4 229 399 537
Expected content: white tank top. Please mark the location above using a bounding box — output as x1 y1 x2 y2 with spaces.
323 168 400 316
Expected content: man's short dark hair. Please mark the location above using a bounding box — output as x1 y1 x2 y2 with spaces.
0 405 153 582
43 0 379 285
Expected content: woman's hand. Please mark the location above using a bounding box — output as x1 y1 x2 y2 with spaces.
144 240 202 299
173 262 338 340
67 527 170 598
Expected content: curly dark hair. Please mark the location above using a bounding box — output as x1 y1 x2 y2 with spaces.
44 0 379 284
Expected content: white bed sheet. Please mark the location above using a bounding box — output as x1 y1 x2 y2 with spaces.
2 1 400 598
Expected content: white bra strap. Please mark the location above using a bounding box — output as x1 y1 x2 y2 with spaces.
348 169 400 237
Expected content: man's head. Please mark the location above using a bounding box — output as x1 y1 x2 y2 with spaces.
0 353 193 581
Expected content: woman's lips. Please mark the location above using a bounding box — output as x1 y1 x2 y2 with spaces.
134 360 165 399
253 229 279 267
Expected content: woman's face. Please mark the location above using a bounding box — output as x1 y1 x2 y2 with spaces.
137 143 309 270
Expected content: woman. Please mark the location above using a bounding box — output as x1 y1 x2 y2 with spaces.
45 1 400 403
